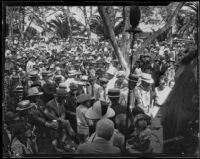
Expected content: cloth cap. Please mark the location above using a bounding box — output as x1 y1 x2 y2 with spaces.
85 100 115 120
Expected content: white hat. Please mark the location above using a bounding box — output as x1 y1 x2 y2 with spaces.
141 73 154 84
106 66 117 76
86 100 115 120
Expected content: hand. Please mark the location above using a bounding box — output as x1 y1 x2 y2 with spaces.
68 128 76 137
46 121 58 130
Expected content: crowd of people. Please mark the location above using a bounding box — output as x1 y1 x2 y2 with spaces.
3 35 194 156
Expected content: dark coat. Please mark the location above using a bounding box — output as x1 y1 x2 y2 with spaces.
76 138 121 154
64 93 77 133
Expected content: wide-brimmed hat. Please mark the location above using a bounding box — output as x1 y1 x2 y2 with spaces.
14 85 24 93
58 83 67 90
85 100 115 120
55 88 68 97
141 73 154 84
68 70 81 76
16 100 35 111
77 94 92 104
42 71 51 77
108 88 120 97
28 87 43 97
29 71 39 78
11 75 20 81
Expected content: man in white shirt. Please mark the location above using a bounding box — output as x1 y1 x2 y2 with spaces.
151 77 172 118
26 56 36 74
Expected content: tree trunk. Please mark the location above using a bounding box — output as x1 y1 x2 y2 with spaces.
65 7 73 43
83 6 92 43
98 6 130 74
133 2 185 66
121 6 131 67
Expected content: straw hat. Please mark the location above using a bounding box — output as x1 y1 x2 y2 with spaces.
85 100 115 120
28 87 43 97
16 100 35 111
141 73 154 84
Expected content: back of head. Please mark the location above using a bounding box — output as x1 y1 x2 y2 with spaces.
96 119 114 141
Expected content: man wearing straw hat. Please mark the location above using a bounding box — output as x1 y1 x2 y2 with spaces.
131 73 154 116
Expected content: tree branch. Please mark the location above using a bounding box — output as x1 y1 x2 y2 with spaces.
133 2 185 65
98 6 130 74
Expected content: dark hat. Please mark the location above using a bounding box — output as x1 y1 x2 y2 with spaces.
77 94 92 104
42 71 50 77
133 113 151 127
108 88 120 97
55 88 68 97
31 81 42 88
5 111 20 123
54 75 62 81
129 74 139 83
69 83 78 91
42 83 56 95
115 113 131 133
12 75 19 81
29 71 39 78
16 100 35 111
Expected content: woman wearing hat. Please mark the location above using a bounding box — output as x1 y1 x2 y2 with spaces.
127 113 152 153
76 94 93 144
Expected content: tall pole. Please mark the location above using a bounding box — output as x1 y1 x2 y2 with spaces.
123 5 141 153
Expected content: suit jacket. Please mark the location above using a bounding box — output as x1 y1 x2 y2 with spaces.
76 138 121 154
46 98 65 120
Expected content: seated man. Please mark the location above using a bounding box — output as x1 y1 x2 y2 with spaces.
76 119 121 154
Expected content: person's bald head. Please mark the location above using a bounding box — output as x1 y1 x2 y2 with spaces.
96 119 114 141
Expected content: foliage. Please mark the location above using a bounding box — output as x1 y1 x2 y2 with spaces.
90 6 124 40
24 26 38 40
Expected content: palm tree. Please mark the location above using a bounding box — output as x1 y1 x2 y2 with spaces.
89 6 125 40
176 2 198 38
24 26 38 40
